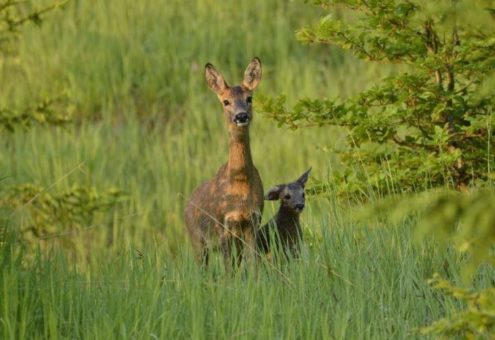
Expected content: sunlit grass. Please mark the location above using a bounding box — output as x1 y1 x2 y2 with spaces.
4 206 486 339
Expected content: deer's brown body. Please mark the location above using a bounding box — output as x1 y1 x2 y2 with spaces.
184 58 263 267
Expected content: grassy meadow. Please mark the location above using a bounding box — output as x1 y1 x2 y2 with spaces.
1 0 492 339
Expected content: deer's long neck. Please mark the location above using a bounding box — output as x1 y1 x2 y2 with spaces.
227 128 253 178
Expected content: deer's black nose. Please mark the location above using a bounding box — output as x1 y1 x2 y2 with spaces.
234 112 249 125
295 203 305 211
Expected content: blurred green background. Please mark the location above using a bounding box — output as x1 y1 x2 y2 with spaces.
0 0 392 256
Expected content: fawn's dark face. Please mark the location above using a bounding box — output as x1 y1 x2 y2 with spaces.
205 58 262 128
278 183 306 212
265 168 312 213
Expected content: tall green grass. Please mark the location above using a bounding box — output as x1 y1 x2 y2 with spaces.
1 0 382 116
5 206 490 339
1 0 491 338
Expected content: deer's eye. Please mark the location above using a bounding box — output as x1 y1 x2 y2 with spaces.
246 96 252 104
284 194 291 200
223 100 230 106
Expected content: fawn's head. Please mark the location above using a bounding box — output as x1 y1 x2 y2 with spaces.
205 57 262 129
265 168 312 213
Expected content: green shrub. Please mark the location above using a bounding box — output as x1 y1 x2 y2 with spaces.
1 184 126 259
261 0 495 195
360 188 495 337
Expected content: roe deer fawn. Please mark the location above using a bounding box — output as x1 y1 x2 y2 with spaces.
256 168 311 258
184 57 263 268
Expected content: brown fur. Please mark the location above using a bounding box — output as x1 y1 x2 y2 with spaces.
184 58 263 267
257 168 311 258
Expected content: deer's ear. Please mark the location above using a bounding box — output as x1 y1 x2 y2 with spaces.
205 63 228 94
265 185 283 200
297 167 312 187
242 57 262 91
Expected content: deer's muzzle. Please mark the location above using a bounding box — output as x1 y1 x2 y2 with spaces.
233 112 249 126
294 203 305 212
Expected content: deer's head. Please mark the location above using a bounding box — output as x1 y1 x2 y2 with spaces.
265 168 312 213
205 57 262 129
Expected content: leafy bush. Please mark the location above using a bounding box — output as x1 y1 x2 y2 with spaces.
0 96 70 132
421 274 495 338
360 188 495 337
1 184 126 258
261 0 495 195
361 189 495 279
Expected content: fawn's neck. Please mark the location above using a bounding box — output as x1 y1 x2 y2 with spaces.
276 206 300 227
227 127 253 179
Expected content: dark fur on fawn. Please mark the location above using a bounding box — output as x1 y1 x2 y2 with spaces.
257 168 311 258
184 58 263 267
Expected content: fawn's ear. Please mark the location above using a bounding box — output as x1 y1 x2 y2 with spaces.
297 167 312 187
265 185 283 200
205 63 228 94
242 57 262 91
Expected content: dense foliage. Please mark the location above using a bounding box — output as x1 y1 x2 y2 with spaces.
422 275 495 338
362 188 495 278
0 96 70 132
358 179 495 337
261 0 495 195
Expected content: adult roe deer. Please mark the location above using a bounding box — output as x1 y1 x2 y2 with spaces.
184 57 263 268
256 168 311 258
